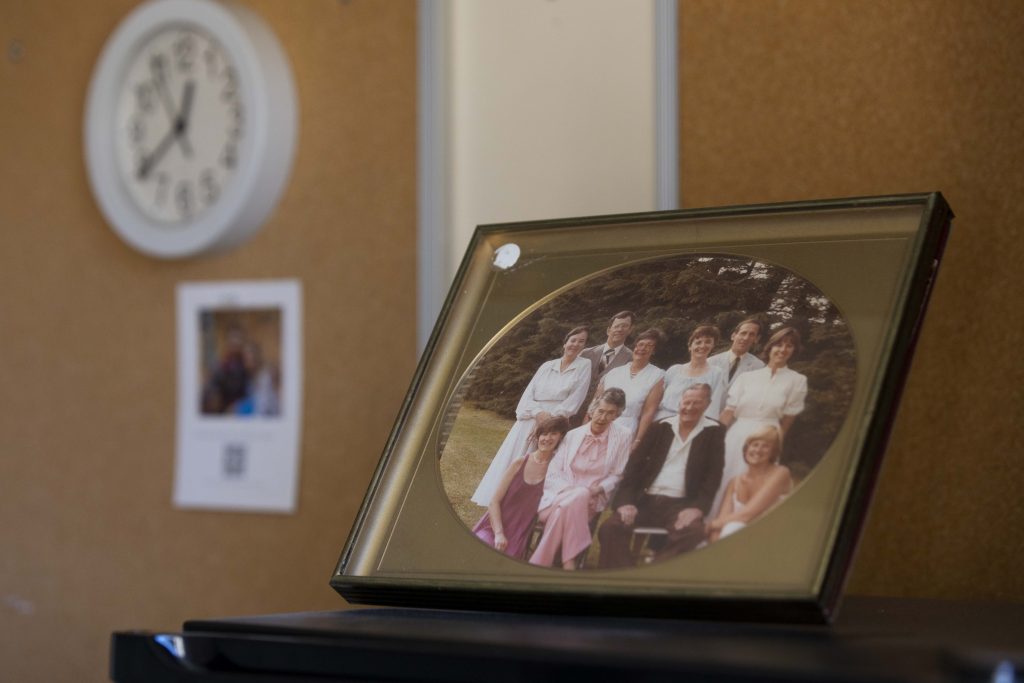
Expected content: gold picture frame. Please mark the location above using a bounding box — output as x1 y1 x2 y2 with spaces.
332 194 952 623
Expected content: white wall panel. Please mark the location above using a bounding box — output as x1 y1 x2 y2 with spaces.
419 0 675 347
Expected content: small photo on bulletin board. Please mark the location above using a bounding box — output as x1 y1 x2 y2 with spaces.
175 280 303 513
199 307 283 418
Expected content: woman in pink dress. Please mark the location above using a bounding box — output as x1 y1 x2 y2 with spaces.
529 388 632 570
472 415 570 558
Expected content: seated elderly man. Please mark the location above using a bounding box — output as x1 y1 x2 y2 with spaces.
597 383 724 569
529 388 632 570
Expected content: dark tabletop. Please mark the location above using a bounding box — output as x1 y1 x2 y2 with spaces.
111 596 1024 682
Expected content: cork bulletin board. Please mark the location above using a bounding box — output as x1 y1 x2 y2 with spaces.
678 0 1024 602
0 2 415 680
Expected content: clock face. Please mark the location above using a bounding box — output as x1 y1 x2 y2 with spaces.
114 25 244 225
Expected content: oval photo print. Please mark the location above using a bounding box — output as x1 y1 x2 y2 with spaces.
440 254 856 571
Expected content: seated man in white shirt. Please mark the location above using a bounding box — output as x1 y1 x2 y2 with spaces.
596 384 725 569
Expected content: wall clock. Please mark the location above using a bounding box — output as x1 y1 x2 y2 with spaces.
84 0 298 258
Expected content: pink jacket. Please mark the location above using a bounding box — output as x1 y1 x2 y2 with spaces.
539 421 632 512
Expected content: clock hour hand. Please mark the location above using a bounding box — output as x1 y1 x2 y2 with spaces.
137 126 177 179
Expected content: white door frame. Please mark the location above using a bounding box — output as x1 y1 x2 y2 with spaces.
417 0 678 350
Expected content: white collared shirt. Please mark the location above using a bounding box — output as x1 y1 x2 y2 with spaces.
515 356 592 419
725 365 807 419
646 416 716 498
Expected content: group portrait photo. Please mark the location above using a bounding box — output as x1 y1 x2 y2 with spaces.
439 253 857 572
198 307 283 418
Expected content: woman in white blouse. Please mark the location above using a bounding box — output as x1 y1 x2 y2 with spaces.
592 328 666 444
714 326 807 517
471 326 592 506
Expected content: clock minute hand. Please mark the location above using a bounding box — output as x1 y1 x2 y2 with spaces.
174 80 196 157
137 81 196 179
150 57 178 122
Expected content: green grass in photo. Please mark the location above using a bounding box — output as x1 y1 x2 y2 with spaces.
439 405 512 528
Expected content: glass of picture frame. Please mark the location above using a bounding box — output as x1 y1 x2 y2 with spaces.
332 193 952 623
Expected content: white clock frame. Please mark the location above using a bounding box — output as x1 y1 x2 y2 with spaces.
84 0 298 259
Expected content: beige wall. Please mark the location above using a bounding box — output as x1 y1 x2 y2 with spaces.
679 1 1024 600
0 2 416 681
448 0 658 271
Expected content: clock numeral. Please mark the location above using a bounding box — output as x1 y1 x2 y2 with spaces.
135 83 155 113
173 32 195 73
129 117 145 144
203 46 219 78
150 54 167 82
175 180 194 219
221 143 238 170
221 67 238 102
200 169 220 205
155 172 170 206
226 105 244 143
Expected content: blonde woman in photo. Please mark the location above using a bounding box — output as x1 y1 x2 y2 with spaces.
707 424 793 542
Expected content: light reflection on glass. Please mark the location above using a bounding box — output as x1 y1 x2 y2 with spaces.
155 634 186 659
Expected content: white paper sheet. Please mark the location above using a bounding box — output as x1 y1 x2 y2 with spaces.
173 280 302 513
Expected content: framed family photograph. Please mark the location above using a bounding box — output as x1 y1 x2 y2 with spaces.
333 194 952 622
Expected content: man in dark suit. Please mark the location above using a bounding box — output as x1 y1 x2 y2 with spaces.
596 383 724 569
572 310 635 426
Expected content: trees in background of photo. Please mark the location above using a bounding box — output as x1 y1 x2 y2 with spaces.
462 255 855 474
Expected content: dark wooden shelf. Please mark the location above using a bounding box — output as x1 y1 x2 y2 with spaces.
110 596 1024 682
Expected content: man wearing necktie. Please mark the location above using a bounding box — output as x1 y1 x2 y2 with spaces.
530 388 632 569
707 318 764 416
572 311 635 426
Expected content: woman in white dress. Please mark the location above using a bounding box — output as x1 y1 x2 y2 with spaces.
638 325 726 446
714 326 807 517
471 326 592 506
706 424 793 542
592 328 666 444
